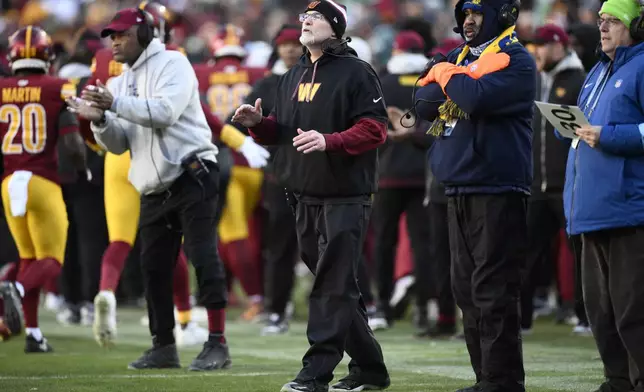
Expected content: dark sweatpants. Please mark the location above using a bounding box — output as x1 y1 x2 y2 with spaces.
294 195 387 385
582 228 644 392
448 193 526 391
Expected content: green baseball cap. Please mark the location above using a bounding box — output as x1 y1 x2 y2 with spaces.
599 0 641 27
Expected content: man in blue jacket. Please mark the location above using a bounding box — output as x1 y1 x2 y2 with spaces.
565 0 644 390
414 0 536 390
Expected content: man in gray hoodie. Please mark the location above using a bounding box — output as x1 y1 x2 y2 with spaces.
67 8 230 372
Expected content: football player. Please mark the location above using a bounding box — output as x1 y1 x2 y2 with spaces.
0 26 86 352
193 25 268 321
81 2 215 348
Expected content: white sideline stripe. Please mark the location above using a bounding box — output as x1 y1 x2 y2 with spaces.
0 371 290 381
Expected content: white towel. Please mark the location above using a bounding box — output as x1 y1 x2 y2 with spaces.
7 171 33 217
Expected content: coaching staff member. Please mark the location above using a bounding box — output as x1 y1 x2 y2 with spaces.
67 8 230 372
233 1 389 391
415 0 536 390
566 0 644 390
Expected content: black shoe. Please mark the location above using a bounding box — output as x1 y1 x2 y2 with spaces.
188 334 232 371
127 343 180 369
594 379 633 392
416 322 458 339
330 374 390 391
456 386 480 392
0 282 24 337
25 335 53 353
281 381 329 392
457 381 524 392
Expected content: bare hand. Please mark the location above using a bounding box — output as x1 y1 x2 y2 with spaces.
293 128 326 154
232 98 263 127
575 125 601 148
387 106 415 141
66 97 104 122
81 80 114 111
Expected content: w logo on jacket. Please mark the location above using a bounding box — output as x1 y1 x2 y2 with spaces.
297 83 321 102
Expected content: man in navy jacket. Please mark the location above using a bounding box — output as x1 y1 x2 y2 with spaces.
565 0 644 390
415 0 536 390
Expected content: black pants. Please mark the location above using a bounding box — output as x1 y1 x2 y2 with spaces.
428 202 456 320
373 188 432 312
569 234 588 325
0 196 18 267
520 196 566 329
582 228 644 392
449 194 526 391
139 162 226 346
294 196 387 385
60 180 108 305
262 180 298 316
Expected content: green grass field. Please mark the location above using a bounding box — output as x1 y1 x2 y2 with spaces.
0 306 605 392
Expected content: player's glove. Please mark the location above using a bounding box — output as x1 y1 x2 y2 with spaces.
238 137 270 169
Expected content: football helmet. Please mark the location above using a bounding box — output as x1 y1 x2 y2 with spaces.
138 1 179 43
7 25 54 72
212 24 247 59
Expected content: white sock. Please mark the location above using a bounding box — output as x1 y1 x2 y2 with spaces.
14 282 24 298
26 328 43 341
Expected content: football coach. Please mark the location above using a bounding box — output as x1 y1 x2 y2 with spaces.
414 0 536 390
67 8 230 372
232 1 390 391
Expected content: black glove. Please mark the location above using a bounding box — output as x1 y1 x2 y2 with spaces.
419 53 448 80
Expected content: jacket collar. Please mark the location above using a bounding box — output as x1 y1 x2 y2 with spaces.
546 50 584 77
126 38 165 71
599 41 644 70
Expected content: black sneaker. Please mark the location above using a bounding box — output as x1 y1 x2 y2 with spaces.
261 313 289 336
127 343 180 369
416 322 458 339
456 385 481 392
25 335 53 353
188 334 232 371
281 380 329 392
330 373 390 391
0 282 24 337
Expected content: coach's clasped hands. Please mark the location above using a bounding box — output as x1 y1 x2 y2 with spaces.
294 129 326 154
81 80 114 111
575 125 602 148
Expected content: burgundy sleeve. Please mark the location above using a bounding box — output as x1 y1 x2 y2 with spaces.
323 118 387 155
248 114 279 145
202 102 223 140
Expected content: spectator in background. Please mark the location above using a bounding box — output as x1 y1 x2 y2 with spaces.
522 24 588 334
565 0 644 390
567 22 601 71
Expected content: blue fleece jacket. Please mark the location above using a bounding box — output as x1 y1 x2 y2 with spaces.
415 41 537 195
563 41 644 235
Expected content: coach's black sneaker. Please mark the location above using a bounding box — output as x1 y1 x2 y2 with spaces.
416 322 458 339
280 380 329 392
25 335 53 353
330 372 390 391
0 281 24 337
128 343 181 370
593 379 633 392
456 381 525 392
188 334 232 371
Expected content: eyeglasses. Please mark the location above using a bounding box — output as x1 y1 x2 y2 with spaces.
596 17 622 27
299 13 325 22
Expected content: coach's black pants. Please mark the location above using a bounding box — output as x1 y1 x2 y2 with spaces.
449 194 526 391
373 188 432 313
138 161 227 346
61 179 108 305
583 228 644 392
262 179 298 316
294 195 387 385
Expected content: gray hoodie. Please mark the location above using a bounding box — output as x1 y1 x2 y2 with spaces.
91 38 218 195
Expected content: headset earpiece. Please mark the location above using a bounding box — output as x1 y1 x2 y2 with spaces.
498 0 520 29
630 11 644 42
137 9 154 48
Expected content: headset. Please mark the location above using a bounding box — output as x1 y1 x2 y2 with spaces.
136 9 155 48
498 0 520 29
630 6 644 41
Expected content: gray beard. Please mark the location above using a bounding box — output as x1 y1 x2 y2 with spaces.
300 34 317 47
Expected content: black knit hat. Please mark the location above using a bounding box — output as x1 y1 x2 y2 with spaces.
305 0 348 38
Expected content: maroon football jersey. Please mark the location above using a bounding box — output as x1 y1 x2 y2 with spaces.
0 74 77 183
